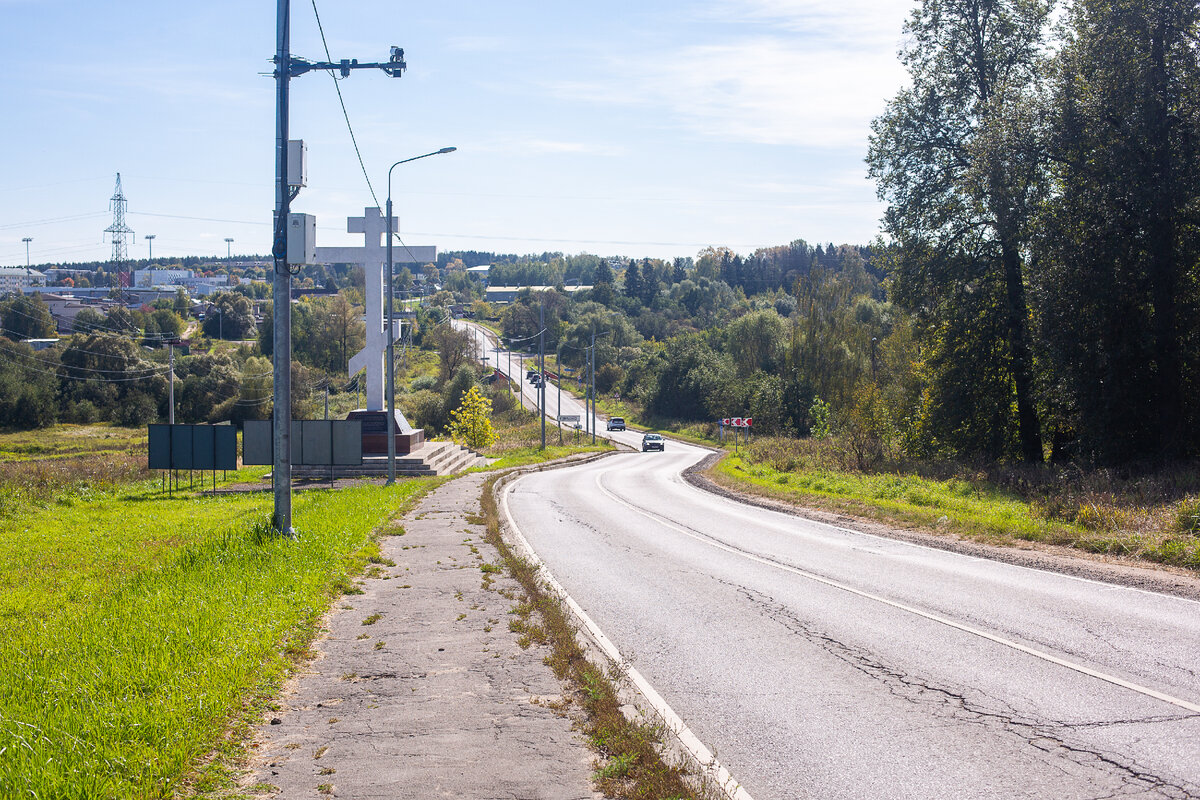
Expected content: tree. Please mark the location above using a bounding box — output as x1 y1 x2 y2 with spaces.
447 384 496 449
623 261 644 304
201 292 255 340
1 293 57 340
429 324 472 384
868 0 1051 461
0 339 57 428
1033 0 1200 461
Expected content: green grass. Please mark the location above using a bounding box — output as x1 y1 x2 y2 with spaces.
714 448 1200 569
0 474 435 798
0 423 147 462
716 454 1071 541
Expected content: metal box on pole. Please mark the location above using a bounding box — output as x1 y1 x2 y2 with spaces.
287 139 307 189
287 212 316 264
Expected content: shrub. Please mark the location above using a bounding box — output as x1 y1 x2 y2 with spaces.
409 374 437 392
1177 497 1200 535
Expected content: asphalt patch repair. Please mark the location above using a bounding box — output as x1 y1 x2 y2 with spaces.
241 472 601 799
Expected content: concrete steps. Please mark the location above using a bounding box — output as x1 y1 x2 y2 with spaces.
289 440 487 479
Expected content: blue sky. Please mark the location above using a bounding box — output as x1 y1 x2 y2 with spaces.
0 0 911 267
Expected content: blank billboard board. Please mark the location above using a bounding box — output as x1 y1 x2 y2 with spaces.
332 420 363 465
149 424 239 471
301 421 332 466
170 425 193 470
243 420 272 466
192 426 215 470
240 420 362 467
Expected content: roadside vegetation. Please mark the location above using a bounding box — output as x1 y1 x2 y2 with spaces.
480 473 704 800
0 426 438 797
713 436 1200 571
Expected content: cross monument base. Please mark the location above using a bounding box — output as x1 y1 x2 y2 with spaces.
346 409 425 455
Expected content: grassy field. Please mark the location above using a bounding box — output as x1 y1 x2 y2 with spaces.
713 436 1200 571
0 425 438 798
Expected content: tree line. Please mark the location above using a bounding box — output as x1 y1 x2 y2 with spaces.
868 0 1200 464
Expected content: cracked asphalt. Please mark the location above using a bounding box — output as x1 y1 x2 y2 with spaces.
506 437 1200 799
241 473 600 799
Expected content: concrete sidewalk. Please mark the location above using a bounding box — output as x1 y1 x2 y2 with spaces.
242 472 600 799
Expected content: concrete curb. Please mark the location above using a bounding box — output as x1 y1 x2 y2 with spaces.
491 454 754 800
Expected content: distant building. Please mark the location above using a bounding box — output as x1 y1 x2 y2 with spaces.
485 285 591 304
37 292 106 333
134 268 193 287
0 267 46 294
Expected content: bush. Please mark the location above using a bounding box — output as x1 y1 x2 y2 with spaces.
65 400 100 424
403 389 445 433
410 374 438 392
1178 497 1200 535
116 392 159 427
490 384 515 414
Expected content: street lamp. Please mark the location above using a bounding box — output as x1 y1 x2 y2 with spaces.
224 238 234 259
145 234 156 261
385 146 457 483
21 237 31 268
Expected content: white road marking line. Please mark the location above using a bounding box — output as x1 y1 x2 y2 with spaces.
659 444 1200 608
595 472 1200 716
501 475 756 800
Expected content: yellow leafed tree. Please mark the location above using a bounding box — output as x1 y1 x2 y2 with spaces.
448 385 496 450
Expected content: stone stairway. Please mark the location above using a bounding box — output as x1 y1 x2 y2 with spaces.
289 440 487 480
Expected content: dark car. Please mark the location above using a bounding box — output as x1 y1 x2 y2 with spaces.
607 417 626 431
641 433 664 452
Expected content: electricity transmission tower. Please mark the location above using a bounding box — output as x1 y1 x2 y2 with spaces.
104 173 135 294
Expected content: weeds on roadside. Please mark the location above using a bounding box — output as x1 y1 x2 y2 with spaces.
479 474 705 800
725 436 1200 570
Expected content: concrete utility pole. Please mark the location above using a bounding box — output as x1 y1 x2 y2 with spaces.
21 237 31 267
270 0 406 534
590 327 596 444
557 342 562 445
168 343 175 424
539 301 546 450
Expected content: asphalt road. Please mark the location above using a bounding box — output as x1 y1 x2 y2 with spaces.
458 320 1200 798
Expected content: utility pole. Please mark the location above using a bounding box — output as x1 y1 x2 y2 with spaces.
539 301 546 450
271 0 294 535
145 234 155 261
270 0 405 535
168 343 175 424
21 238 31 268
556 342 563 445
590 327 596 444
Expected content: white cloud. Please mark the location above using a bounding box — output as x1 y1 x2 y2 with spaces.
704 0 911 43
548 35 907 149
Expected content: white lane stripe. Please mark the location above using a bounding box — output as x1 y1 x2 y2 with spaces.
666 453 1200 608
595 472 1200 716
500 475 756 800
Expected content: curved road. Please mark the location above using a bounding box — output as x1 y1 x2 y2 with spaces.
464 321 1200 798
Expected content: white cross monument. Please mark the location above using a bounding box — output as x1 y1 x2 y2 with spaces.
314 207 435 414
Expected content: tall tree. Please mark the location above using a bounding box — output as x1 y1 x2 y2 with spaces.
868 0 1051 461
0 293 56 340
1034 0 1200 461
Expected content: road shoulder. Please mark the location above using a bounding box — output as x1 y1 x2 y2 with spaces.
684 452 1200 603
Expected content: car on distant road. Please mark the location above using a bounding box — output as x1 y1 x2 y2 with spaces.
641 433 664 452
606 417 625 431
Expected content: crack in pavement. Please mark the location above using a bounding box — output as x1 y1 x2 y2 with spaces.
725 580 1199 799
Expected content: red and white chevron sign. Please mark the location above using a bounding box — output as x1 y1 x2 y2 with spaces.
731 417 752 428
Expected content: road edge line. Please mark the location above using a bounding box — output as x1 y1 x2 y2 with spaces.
496 469 756 800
